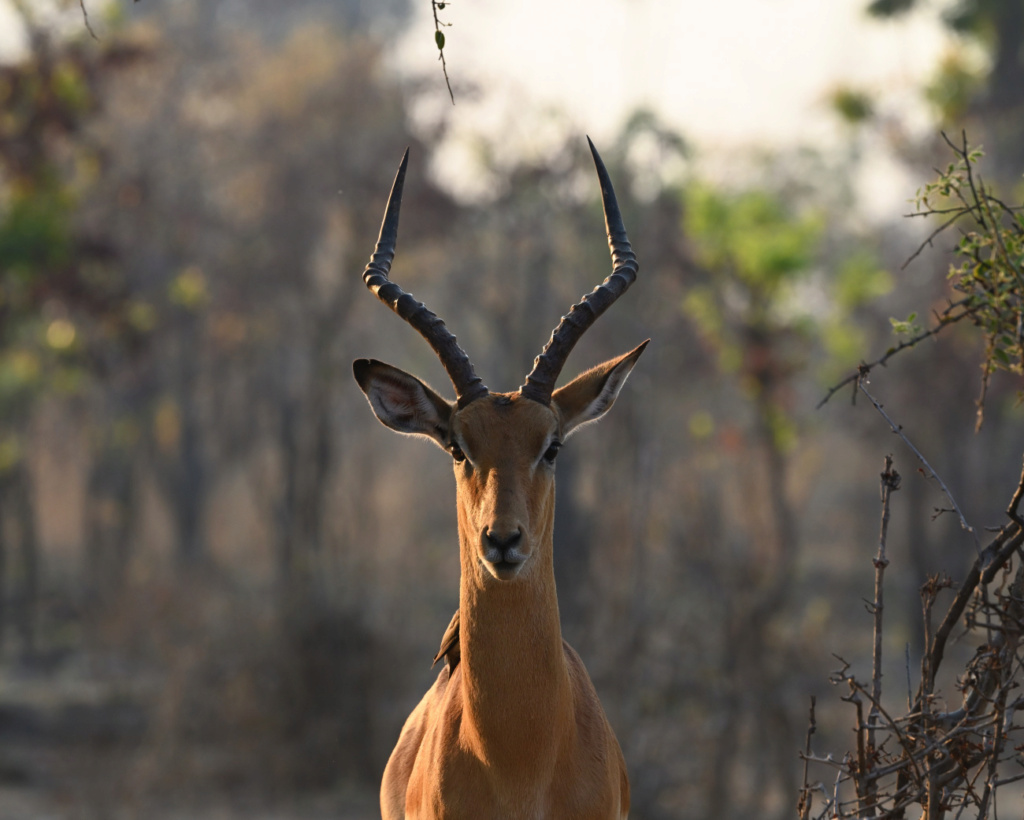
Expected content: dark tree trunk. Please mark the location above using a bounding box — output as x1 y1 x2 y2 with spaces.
85 448 137 598
0 478 7 656
12 467 38 661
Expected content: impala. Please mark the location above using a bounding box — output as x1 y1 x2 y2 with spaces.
354 139 644 820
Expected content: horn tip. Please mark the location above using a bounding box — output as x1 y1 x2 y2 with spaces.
396 147 410 177
587 137 610 180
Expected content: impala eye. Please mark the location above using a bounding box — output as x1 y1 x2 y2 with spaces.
449 442 466 463
543 441 561 465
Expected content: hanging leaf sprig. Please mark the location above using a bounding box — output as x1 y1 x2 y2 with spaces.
431 0 455 104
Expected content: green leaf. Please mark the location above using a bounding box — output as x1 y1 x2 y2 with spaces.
836 251 892 308
830 87 874 124
890 315 921 336
435 30 445 50
866 0 916 18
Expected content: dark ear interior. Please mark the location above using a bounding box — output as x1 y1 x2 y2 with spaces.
353 359 453 448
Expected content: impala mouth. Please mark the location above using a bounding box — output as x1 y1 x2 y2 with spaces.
481 549 527 581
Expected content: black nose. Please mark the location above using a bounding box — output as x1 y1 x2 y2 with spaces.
485 528 522 554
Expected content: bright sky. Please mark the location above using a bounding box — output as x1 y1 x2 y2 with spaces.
393 0 953 210
0 3 20 52
0 0 954 212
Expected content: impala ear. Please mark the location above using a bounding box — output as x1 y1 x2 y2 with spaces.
353 359 453 449
551 340 649 438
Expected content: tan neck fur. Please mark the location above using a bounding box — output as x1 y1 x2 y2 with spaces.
455 494 573 773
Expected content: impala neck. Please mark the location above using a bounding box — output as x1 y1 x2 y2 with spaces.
456 508 573 769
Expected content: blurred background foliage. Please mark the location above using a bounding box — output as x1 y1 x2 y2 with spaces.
0 0 1021 819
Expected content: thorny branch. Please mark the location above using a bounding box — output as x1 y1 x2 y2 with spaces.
816 300 975 410
797 696 817 820
806 133 1024 820
866 457 900 815
900 211 966 271
857 380 979 553
800 447 1024 818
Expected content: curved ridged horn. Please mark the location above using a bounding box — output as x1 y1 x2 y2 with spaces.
362 149 488 408
519 138 639 405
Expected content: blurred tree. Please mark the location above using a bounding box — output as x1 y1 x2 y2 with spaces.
0 9 150 654
866 0 1024 185
36 11 462 798
104 0 413 36
678 165 890 820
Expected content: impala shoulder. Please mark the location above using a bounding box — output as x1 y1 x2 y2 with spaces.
561 639 599 696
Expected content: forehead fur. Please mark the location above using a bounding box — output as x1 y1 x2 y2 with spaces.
453 392 557 458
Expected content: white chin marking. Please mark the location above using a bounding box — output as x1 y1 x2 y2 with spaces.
482 558 524 581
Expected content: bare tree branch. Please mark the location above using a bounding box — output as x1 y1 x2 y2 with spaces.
866 456 900 815
80 0 99 40
797 696 817 820
857 380 979 553
816 300 975 410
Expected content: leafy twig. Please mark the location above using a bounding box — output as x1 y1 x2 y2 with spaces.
816 300 974 410
431 1 455 104
900 211 966 271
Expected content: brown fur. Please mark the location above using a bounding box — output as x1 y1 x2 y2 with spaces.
360 347 646 820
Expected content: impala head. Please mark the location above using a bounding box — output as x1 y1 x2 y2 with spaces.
353 139 647 583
